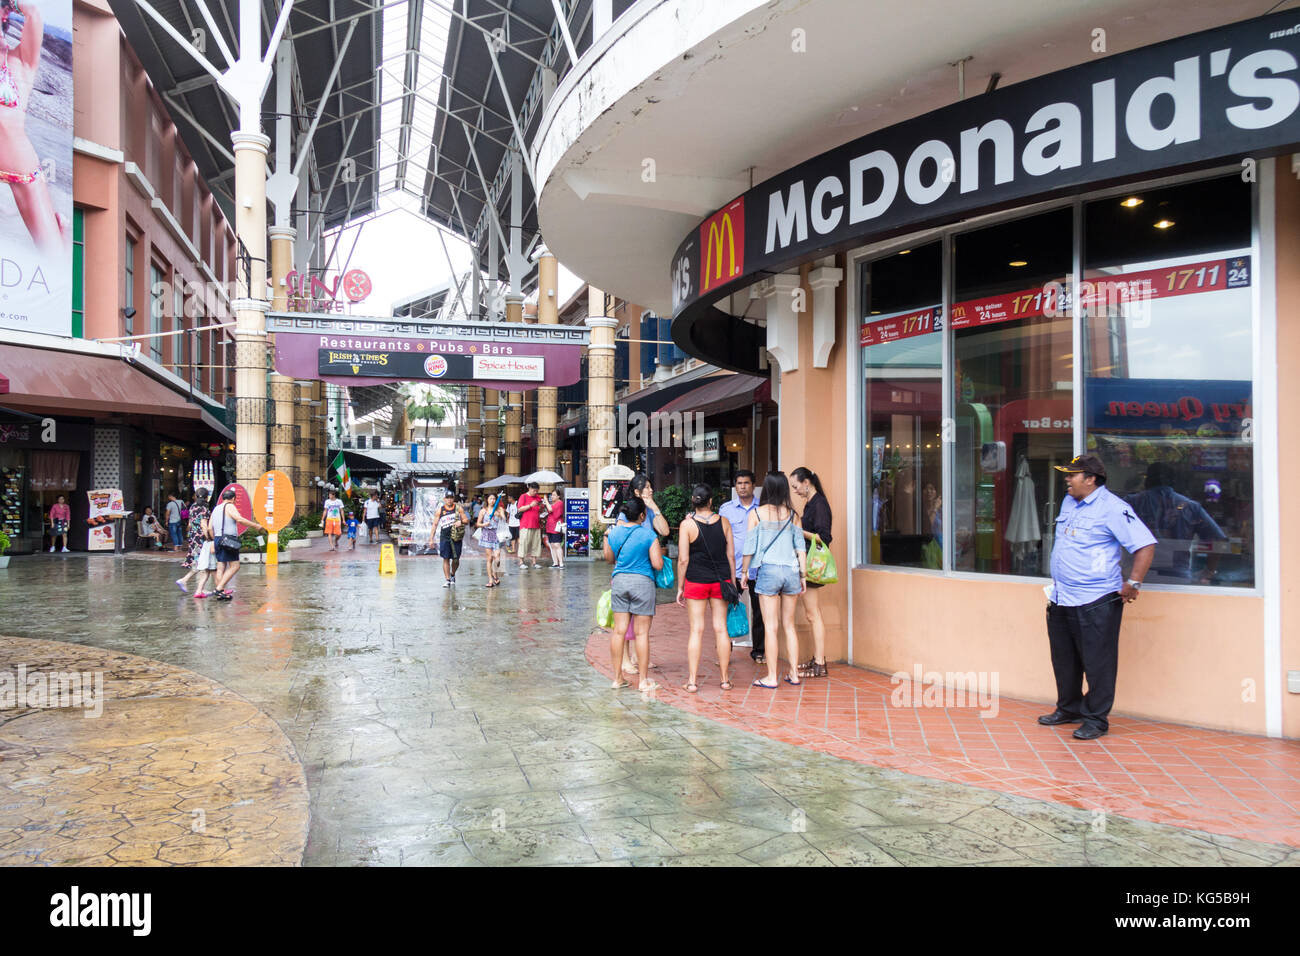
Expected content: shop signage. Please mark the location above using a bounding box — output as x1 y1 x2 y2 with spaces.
284 268 373 312
1088 378 1252 432
860 306 942 346
1075 255 1251 312
253 470 296 532
270 313 586 389
86 489 126 552
0 0 72 337
672 10 1300 323
951 282 1069 329
689 430 722 462
564 487 589 557
0 419 90 450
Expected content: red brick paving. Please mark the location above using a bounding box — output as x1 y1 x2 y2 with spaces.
586 601 1300 848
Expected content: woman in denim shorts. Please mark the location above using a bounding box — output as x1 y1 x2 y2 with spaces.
741 471 807 689
602 495 663 693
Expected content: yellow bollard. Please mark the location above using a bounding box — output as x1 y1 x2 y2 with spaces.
379 542 397 575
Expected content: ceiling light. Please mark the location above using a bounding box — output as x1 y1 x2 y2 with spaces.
1120 197 1143 207
898 249 911 255
1153 219 1175 229
1009 260 1028 267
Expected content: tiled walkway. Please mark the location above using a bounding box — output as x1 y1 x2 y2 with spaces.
585 603 1300 848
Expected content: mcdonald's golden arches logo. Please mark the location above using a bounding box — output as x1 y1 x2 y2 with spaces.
699 198 745 296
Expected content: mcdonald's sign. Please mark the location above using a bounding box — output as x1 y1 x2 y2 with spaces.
699 198 744 296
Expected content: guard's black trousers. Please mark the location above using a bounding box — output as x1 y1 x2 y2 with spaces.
1047 593 1124 732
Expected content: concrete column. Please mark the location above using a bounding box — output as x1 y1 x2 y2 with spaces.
482 390 499 481
268 225 297 485
504 295 523 476
585 287 617 519
536 254 559 490
232 131 271 489
465 386 482 491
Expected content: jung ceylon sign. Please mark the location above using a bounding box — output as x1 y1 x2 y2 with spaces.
268 313 587 389
670 9 1300 323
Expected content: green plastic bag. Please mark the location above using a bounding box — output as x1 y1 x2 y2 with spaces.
806 535 838 585
596 588 614 628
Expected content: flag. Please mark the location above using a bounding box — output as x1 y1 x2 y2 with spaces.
331 450 353 497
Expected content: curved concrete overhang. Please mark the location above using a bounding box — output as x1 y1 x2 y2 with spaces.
534 0 1272 368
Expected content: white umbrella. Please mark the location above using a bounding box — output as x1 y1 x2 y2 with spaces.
524 470 566 485
475 474 522 489
1006 457 1041 566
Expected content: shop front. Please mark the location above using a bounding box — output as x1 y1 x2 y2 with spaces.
661 11 1300 736
0 416 93 554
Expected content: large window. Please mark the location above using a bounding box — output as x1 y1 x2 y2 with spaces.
1082 177 1254 588
149 262 164 362
858 172 1256 590
124 237 136 336
860 241 942 568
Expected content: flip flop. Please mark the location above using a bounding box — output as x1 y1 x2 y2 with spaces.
611 680 630 689
720 680 733 690
784 676 802 686
684 682 699 693
752 679 779 689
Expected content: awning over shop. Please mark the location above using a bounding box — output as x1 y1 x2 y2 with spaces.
656 373 768 418
0 343 233 441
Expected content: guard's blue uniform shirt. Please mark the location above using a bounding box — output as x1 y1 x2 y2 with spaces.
1050 485 1156 606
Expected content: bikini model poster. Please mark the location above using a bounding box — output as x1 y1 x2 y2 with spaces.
0 0 71 337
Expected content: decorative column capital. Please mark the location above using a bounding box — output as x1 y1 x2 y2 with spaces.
232 131 271 153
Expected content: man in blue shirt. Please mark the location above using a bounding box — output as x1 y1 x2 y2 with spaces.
1040 455 1155 741
719 470 765 662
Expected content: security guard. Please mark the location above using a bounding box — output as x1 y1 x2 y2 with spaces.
1039 455 1155 740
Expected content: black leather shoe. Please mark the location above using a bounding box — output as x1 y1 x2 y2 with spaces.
1072 725 1107 740
1037 710 1082 725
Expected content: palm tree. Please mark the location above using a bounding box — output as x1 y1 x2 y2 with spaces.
405 384 455 448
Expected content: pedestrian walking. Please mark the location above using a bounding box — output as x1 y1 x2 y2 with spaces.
165 493 184 550
516 481 545 570
321 491 344 550
48 494 70 552
791 466 833 678
1040 455 1155 740
431 490 468 586
210 488 265 601
740 471 808 689
544 490 566 568
364 492 383 544
675 484 736 692
603 495 663 692
478 494 506 588
346 511 359 550
175 496 211 594
719 470 765 662
507 495 521 554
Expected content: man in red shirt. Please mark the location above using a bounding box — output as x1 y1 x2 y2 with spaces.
516 481 545 570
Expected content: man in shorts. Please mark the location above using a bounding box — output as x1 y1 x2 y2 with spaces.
516 481 545 570
363 492 383 544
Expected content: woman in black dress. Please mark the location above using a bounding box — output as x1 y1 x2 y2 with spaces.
791 467 832 677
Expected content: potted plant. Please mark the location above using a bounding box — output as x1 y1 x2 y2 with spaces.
0 529 10 569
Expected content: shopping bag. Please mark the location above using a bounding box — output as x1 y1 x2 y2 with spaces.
806 535 838 585
596 589 614 629
654 560 675 589
726 601 749 638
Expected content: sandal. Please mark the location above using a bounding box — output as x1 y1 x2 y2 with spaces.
753 654 766 665
784 675 801 686
798 658 828 677
684 682 699 693
752 678 779 689
720 679 733 691
611 679 630 690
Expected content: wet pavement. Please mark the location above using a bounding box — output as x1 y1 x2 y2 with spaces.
1 544 1296 866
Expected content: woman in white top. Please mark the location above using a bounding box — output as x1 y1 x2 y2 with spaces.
506 495 521 554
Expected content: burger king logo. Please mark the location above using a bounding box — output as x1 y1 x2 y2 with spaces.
424 355 448 378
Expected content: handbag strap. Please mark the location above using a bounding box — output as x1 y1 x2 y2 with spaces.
757 512 794 561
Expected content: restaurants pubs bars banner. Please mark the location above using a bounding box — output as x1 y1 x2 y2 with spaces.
0 0 73 336
671 9 1300 328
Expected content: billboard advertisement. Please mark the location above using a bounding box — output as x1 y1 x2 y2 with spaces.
0 1 73 336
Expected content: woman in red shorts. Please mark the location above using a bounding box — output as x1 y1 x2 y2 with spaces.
675 483 736 693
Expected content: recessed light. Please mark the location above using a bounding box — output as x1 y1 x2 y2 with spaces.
898 249 911 255
1153 219 1175 229
870 310 880 315
1120 197 1143 207
1009 260 1028 267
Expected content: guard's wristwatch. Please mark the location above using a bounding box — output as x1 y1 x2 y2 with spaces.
1126 579 1142 591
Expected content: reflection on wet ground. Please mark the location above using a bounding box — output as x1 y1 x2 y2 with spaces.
1 551 1295 866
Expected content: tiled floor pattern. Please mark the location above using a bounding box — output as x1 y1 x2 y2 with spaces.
585 601 1300 848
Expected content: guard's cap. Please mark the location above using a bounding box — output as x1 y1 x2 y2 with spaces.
1054 454 1106 478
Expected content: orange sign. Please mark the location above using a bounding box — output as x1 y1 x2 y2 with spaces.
253 470 297 532
700 197 744 295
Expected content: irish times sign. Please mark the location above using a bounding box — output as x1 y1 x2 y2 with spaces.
670 10 1300 320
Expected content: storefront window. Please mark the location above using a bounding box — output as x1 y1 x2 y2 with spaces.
1083 175 1253 588
952 208 1074 576
149 263 165 362
860 242 942 569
